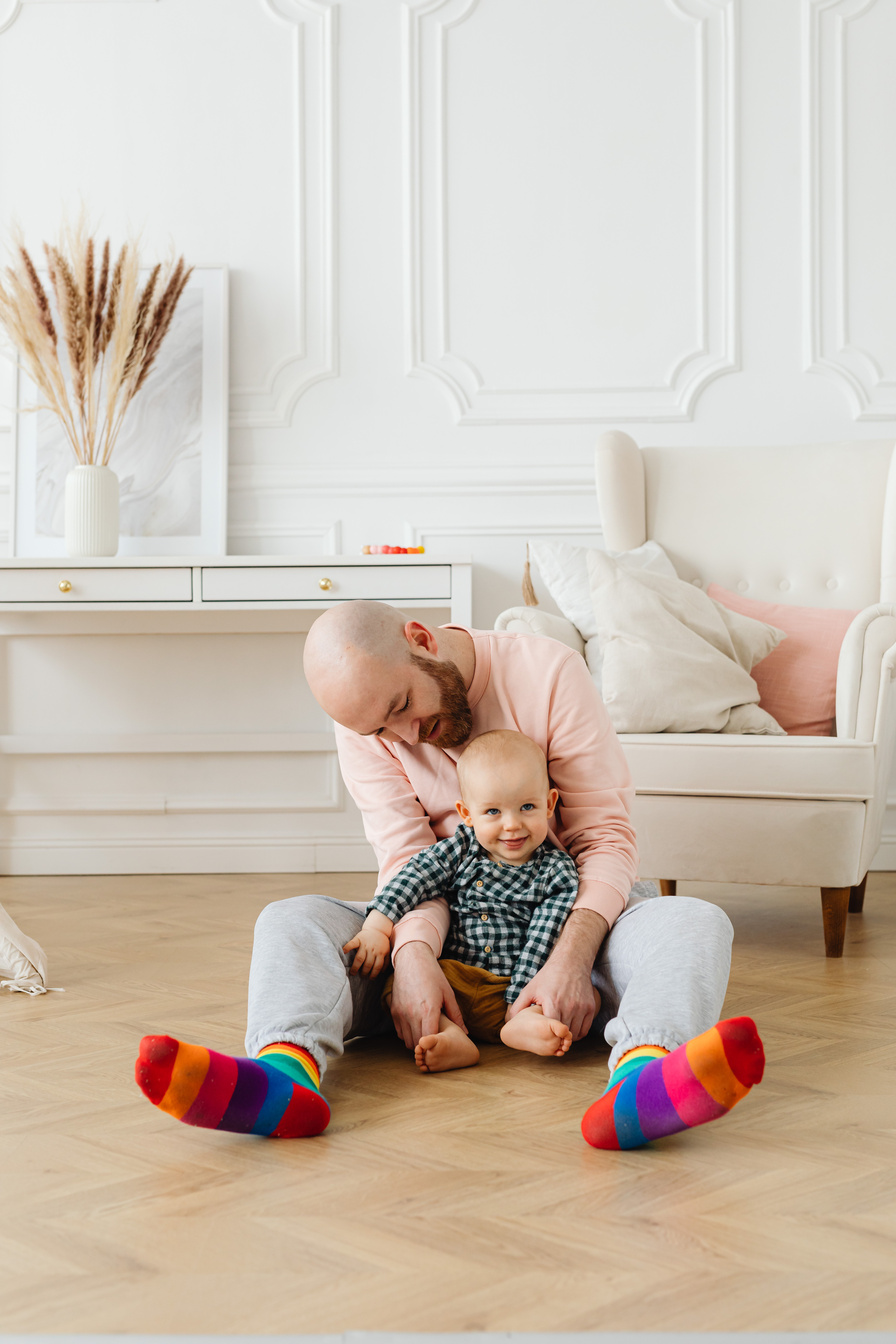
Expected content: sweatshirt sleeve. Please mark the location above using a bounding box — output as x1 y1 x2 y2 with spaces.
546 651 639 927
334 721 452 957
334 721 439 888
390 900 451 958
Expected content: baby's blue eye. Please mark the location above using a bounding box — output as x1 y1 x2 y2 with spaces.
485 808 500 816
521 803 535 811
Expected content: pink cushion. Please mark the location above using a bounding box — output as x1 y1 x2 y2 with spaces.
707 584 858 736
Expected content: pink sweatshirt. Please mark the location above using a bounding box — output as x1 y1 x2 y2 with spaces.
334 626 639 957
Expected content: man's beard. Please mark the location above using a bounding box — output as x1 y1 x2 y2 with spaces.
410 653 473 748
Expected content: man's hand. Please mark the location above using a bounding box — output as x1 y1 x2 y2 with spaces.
388 940 467 1048
506 908 609 1041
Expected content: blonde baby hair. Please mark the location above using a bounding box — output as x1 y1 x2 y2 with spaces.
456 729 549 800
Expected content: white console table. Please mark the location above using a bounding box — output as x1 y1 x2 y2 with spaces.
0 555 472 875
0 554 472 621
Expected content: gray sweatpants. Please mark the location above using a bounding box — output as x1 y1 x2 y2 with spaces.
245 882 733 1076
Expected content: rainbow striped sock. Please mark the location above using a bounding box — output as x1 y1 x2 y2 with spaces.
581 1016 764 1150
136 1036 330 1138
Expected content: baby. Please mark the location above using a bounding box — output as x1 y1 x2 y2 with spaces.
343 729 600 1073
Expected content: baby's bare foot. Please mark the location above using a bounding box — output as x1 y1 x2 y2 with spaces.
414 1030 480 1073
501 1009 573 1057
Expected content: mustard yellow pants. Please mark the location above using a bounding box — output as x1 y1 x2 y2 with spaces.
382 958 511 1043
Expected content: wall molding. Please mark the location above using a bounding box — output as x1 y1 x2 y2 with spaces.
402 0 738 424
0 835 376 876
0 786 342 815
228 463 594 498
873 828 896 869
229 0 339 427
803 0 896 419
0 0 157 35
0 730 336 754
227 520 342 554
0 733 343 814
871 789 896 869
403 520 603 545
0 465 9 552
0 0 338 430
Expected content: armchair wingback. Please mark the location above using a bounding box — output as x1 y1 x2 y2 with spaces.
595 432 896 609
496 432 896 956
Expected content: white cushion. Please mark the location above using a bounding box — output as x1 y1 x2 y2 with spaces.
528 537 676 640
529 537 677 688
587 549 786 734
619 733 875 800
632 794 865 887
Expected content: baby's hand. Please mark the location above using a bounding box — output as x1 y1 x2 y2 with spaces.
342 928 391 977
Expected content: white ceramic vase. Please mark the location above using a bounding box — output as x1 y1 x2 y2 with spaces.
64 464 120 557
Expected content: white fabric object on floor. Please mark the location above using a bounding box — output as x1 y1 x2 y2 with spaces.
0 902 57 995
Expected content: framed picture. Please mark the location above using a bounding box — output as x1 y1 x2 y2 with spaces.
11 264 229 557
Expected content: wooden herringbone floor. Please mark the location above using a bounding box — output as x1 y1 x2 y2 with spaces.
1 871 895 1334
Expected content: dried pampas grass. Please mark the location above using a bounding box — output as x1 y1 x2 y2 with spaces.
0 219 192 466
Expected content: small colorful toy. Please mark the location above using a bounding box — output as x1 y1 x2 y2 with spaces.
361 545 425 554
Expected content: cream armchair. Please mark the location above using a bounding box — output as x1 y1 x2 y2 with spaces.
497 432 896 957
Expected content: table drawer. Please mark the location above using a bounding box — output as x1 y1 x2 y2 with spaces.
0 568 194 603
201 565 452 603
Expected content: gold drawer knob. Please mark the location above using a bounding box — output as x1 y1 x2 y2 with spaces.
318 577 333 592
58 580 72 593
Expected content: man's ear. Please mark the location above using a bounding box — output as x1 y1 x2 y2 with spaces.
456 799 472 824
404 620 438 656
546 787 559 818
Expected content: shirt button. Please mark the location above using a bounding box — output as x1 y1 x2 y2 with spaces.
476 880 483 887
484 946 491 954
480 913 488 921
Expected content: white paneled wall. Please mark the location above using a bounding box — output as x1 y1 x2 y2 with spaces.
0 0 894 872
405 0 737 422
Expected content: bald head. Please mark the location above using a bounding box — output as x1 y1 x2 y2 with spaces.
303 601 412 720
305 601 410 677
304 601 474 746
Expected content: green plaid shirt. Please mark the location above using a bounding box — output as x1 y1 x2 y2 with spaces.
371 824 579 1002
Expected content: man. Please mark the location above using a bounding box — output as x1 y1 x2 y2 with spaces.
135 601 763 1147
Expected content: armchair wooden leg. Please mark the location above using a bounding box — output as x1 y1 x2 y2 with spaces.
849 873 868 913
659 880 677 896
820 886 850 957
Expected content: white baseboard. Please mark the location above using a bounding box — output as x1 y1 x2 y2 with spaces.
0 836 378 876
870 834 896 871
